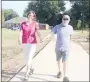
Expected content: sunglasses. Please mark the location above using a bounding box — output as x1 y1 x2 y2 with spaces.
63 18 69 20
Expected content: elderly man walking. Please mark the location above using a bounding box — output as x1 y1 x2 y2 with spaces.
52 14 73 82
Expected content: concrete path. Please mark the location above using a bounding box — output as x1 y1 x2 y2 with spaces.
10 39 89 81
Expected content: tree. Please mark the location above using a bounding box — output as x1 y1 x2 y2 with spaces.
3 9 19 21
77 20 81 30
23 0 65 26
69 0 89 30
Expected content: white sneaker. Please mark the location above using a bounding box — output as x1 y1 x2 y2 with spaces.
29 68 34 75
24 73 29 80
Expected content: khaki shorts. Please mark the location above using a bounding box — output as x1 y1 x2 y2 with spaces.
55 49 69 62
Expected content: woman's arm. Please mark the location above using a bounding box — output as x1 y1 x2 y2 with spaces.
18 30 22 45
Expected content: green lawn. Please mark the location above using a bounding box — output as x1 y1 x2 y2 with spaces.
72 30 89 40
73 30 89 38
72 30 89 54
2 28 21 60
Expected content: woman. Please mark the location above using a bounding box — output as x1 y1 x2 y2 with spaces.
18 11 42 79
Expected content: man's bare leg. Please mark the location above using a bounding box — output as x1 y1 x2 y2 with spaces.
63 61 68 77
57 59 62 78
63 60 69 81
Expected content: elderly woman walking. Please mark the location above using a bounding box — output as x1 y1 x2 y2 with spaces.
18 11 42 79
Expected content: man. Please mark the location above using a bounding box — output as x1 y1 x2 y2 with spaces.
52 14 73 82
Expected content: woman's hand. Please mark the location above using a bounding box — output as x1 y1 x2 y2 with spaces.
18 30 22 45
18 39 22 45
39 38 43 43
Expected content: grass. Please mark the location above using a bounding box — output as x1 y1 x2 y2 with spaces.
2 28 22 61
72 30 89 42
73 30 89 38
72 30 89 54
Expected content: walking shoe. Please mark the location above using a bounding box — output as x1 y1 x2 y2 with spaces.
63 77 69 82
29 68 34 75
24 73 29 80
57 72 62 78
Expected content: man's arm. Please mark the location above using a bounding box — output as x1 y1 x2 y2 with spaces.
70 26 73 41
51 25 57 39
70 35 72 41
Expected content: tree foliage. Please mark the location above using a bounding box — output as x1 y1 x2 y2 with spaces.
69 0 89 29
3 9 19 21
23 0 65 26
